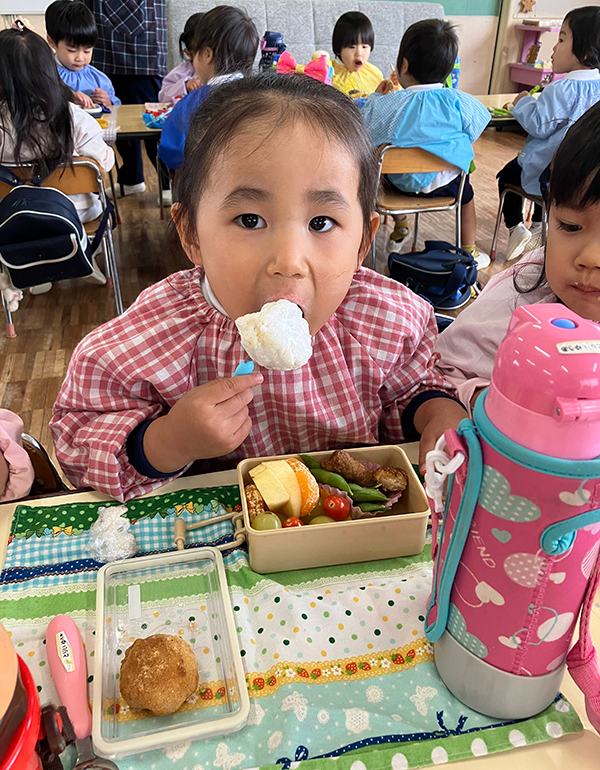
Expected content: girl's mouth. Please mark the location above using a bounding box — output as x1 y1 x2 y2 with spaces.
573 282 600 297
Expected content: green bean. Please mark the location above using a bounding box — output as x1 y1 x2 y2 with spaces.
298 454 321 469
357 502 389 513
310 468 352 494
348 483 389 502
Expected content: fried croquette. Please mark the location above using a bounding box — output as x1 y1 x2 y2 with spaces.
119 634 199 715
373 467 408 492
245 483 266 523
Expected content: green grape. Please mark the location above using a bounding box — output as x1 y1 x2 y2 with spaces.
251 512 282 530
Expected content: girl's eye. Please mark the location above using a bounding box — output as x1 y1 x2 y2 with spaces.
309 216 334 232
557 220 582 233
235 213 266 229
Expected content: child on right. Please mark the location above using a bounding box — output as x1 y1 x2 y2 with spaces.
435 101 600 410
158 12 204 103
158 5 259 171
361 19 491 266
498 5 600 262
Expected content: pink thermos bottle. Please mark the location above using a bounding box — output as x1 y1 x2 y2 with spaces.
426 304 600 726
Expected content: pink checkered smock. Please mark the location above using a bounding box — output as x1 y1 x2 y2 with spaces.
51 267 453 501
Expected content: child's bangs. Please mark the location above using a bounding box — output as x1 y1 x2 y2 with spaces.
549 103 600 210
332 12 375 54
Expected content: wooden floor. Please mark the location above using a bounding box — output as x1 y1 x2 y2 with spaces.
1 126 525 464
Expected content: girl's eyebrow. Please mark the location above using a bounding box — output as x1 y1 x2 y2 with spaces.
307 189 351 209
222 186 272 206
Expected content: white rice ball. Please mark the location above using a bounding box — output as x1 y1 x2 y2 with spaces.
235 300 313 371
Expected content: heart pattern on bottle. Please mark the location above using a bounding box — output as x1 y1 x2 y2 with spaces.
504 552 545 587
491 528 511 544
447 603 488 659
479 467 540 523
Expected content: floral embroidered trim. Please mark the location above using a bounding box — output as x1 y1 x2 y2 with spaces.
246 638 433 698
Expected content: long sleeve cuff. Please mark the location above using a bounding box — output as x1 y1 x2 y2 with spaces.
401 390 465 442
126 419 185 479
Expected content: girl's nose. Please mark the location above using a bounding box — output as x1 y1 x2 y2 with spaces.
576 243 600 270
267 238 309 278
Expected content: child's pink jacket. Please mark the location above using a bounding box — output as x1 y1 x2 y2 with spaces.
51 267 454 501
434 248 555 410
158 60 196 103
0 410 34 501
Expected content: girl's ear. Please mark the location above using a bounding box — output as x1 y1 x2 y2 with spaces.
357 212 380 269
172 202 203 267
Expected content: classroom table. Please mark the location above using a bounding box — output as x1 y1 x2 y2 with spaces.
1 441 598 769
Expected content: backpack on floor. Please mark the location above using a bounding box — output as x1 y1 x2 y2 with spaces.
388 240 478 311
0 164 113 289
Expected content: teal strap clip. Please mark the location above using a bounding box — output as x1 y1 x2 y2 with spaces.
540 507 600 555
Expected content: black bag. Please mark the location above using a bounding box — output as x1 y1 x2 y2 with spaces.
0 165 113 289
388 240 478 311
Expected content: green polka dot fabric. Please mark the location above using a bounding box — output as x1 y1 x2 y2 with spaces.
1 487 582 770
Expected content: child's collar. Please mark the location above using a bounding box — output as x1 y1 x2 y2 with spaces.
405 83 444 92
201 274 229 318
564 68 600 81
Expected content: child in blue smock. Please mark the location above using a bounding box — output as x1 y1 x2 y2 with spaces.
45 0 120 109
361 19 490 266
158 5 259 171
498 5 600 262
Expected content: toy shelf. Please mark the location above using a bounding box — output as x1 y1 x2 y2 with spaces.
509 24 563 90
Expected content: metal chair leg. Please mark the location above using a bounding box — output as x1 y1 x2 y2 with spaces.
2 292 15 338
456 204 461 249
412 212 420 252
490 189 507 261
104 226 123 314
108 167 121 225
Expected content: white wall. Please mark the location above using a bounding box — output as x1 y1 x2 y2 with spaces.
448 14 499 94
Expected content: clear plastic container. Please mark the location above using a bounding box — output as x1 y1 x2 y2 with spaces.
92 548 249 758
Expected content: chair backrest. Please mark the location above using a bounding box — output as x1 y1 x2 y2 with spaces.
21 433 69 497
377 145 458 175
0 157 103 199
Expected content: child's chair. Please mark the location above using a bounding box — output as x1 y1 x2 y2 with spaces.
373 146 466 270
21 434 69 497
489 185 547 261
0 157 123 337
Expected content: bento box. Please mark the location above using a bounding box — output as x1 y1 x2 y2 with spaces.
92 548 249 758
237 445 430 574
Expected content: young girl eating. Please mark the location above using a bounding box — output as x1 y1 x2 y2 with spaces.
158 12 204 103
330 12 384 96
436 101 600 409
51 74 466 501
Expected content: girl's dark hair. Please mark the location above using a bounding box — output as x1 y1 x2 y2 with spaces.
175 73 378 251
45 0 97 47
179 12 204 58
0 29 74 178
191 5 259 77
332 12 375 58
564 6 600 70
515 101 600 295
397 19 458 84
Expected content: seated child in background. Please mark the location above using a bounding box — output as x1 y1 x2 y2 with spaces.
331 12 384 96
158 12 204 103
51 74 467 501
0 27 114 226
361 20 490 266
498 5 600 262
435 101 600 411
45 0 120 109
158 5 259 170
0 411 34 502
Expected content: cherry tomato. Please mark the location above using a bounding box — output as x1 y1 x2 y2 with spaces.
282 516 304 528
322 495 351 521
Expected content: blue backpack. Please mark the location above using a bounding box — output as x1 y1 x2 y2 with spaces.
0 165 113 289
388 240 478 311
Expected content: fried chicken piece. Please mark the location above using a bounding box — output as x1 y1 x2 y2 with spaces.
321 450 375 487
373 466 408 493
245 483 266 523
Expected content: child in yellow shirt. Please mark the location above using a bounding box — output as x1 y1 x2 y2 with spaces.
331 12 384 96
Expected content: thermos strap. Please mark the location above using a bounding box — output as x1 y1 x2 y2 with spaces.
567 547 600 729
425 419 483 643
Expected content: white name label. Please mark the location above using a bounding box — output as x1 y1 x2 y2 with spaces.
56 630 75 673
556 341 600 355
